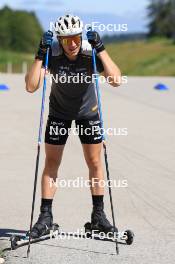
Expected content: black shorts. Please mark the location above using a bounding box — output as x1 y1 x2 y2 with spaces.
45 114 103 145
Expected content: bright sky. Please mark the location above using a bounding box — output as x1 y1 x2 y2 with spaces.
0 0 149 32
0 0 148 13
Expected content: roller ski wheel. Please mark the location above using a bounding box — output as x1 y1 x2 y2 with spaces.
124 229 134 245
84 222 92 238
10 235 21 250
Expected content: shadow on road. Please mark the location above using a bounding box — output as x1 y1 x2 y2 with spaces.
0 229 26 238
39 242 118 256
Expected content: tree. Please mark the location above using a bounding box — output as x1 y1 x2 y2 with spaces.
147 0 175 39
0 6 43 52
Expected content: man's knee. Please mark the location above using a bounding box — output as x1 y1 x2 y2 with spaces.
86 156 102 171
44 156 61 173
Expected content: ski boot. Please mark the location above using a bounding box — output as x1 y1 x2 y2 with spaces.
85 204 118 238
26 205 53 239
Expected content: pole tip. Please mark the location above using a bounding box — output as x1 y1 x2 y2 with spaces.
27 248 30 258
116 245 119 255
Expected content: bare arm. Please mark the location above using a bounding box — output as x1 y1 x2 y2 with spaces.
98 50 121 87
25 59 45 93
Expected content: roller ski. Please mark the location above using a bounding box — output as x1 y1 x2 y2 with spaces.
10 206 59 250
84 205 134 247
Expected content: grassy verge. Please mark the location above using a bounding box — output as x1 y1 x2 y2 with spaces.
0 49 33 73
0 249 4 258
106 38 175 76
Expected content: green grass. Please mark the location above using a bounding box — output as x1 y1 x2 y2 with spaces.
0 49 33 73
106 38 175 76
1 38 175 75
0 249 4 258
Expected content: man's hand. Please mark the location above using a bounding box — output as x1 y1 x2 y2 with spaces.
35 30 53 61
86 30 105 53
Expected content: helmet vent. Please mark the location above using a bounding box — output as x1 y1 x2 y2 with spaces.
71 17 76 25
64 19 68 28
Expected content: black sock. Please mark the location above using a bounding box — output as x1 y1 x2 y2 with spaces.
41 198 53 208
92 195 104 208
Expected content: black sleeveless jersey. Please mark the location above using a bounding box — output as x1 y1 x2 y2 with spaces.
48 40 104 120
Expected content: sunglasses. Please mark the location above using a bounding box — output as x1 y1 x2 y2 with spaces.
60 35 81 45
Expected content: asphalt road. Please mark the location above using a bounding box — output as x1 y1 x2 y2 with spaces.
0 74 175 264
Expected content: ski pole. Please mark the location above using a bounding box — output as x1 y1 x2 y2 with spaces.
91 47 119 255
27 47 50 258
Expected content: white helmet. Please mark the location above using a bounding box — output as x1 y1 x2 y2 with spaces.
55 14 83 36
